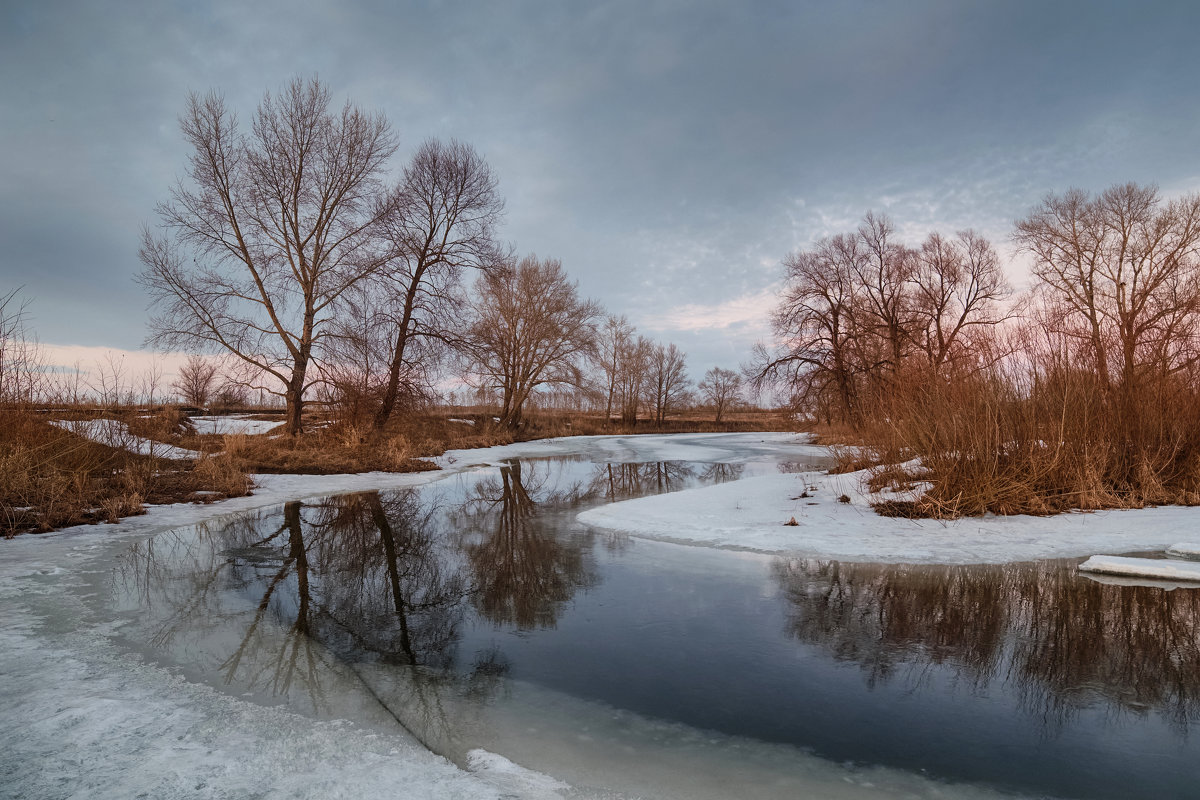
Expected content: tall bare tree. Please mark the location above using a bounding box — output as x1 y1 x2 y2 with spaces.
460 255 601 427
139 77 398 435
699 367 742 423
647 342 689 424
615 334 653 425
852 211 917 389
597 314 635 421
371 138 504 429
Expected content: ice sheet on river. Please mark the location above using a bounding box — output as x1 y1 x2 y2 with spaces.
439 430 825 467
576 469 1200 564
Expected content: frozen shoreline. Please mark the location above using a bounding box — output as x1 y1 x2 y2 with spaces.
576 466 1200 565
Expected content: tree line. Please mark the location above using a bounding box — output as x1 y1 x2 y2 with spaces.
131 77 744 435
753 186 1200 513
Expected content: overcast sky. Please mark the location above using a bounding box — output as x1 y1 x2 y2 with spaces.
3 0 1200 381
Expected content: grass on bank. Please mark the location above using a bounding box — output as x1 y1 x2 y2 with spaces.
0 407 251 536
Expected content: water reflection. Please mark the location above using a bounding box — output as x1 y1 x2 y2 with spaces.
116 490 481 712
772 558 1200 729
588 461 699 501
454 460 597 629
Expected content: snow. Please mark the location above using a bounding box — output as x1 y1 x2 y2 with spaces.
448 417 476 425
50 418 201 459
0 598 501 800
1078 555 1200 583
189 414 285 435
576 466 1200 565
1166 543 1200 560
465 750 570 798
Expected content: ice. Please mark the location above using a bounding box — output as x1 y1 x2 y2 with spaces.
439 431 823 468
576 468 1200 565
1078 555 1200 583
50 418 201 460
189 414 285 435
1166 543 1200 560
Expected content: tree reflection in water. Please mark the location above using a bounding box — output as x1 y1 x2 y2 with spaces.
454 459 597 629
587 461 698 502
772 558 1200 728
115 489 484 723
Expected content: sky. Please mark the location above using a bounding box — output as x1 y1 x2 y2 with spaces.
3 0 1200 387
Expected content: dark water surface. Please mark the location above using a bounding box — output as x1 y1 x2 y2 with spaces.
106 455 1200 799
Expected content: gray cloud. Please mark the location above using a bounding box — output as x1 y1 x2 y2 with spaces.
4 0 1200 376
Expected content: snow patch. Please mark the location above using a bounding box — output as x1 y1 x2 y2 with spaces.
50 418 200 459
189 414 285 435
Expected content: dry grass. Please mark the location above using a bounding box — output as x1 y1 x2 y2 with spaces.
0 408 252 537
856 366 1200 518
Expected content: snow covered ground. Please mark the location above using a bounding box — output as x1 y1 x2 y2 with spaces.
189 414 285 435
576 457 1200 564
49 418 201 459
5 430 1194 799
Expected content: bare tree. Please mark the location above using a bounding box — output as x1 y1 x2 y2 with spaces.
615 334 653 425
596 314 634 421
1015 184 1200 397
647 342 689 424
0 288 47 405
911 230 1012 374
173 354 219 406
749 234 867 425
371 139 504 429
460 255 601 427
139 77 398 435
699 367 742 423
852 211 917 389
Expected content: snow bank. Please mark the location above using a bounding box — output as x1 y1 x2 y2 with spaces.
576 469 1200 565
189 414 284 435
51 418 200 459
1078 555 1200 583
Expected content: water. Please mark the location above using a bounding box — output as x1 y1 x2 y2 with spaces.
102 454 1200 799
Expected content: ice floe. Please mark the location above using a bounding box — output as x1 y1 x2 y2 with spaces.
1078 555 1200 583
